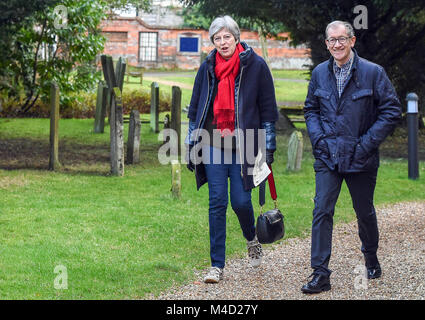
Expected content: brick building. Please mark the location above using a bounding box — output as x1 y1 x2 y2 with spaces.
100 15 311 70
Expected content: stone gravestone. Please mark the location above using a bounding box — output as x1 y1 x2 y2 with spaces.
150 82 159 133
49 82 61 171
127 109 141 164
287 130 303 171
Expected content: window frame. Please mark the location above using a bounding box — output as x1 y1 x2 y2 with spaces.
138 31 158 63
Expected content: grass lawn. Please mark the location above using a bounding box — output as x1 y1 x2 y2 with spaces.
272 69 310 80
0 118 424 299
273 80 308 103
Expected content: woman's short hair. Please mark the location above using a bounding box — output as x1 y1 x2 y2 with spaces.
209 15 240 44
325 20 355 39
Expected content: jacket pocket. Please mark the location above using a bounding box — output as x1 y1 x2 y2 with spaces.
313 138 330 160
314 88 331 100
352 89 373 101
351 142 368 166
350 142 379 172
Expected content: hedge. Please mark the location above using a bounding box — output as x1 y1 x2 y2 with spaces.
0 88 171 118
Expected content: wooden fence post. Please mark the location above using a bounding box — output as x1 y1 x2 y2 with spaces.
171 160 181 198
49 82 61 170
101 54 126 176
94 81 108 133
111 87 124 176
171 86 182 158
150 82 159 133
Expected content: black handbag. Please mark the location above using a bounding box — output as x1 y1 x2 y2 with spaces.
256 165 285 244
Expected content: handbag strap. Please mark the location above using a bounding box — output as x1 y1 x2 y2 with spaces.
259 181 266 207
267 164 277 201
259 164 278 209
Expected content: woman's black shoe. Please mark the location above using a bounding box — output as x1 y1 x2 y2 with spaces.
301 273 331 294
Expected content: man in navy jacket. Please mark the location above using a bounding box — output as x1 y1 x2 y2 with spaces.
302 21 401 294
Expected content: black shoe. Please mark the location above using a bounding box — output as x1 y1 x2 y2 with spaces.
367 264 382 279
301 273 331 294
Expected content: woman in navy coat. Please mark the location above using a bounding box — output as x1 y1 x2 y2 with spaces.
185 16 279 283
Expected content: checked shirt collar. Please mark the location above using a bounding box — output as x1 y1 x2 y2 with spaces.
333 51 354 97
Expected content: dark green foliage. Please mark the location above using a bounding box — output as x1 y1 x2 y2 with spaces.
0 0 152 115
182 0 425 113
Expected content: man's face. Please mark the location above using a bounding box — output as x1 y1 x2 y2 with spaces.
325 24 356 66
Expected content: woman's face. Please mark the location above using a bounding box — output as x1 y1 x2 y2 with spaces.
212 28 237 60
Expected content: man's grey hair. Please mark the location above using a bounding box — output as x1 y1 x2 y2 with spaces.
209 15 240 44
325 21 355 39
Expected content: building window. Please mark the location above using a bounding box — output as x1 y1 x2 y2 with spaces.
139 32 158 62
178 34 200 54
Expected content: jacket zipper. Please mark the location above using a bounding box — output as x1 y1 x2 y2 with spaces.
236 66 244 177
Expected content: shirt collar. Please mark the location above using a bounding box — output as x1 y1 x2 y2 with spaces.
333 50 354 72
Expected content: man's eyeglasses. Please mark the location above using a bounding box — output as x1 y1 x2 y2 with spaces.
213 34 234 44
326 36 352 46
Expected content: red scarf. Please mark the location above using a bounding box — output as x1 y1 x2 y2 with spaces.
213 43 244 136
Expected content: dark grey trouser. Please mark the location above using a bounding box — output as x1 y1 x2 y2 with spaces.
311 160 379 276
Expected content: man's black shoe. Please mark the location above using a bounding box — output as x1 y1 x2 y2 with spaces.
301 273 331 294
367 264 382 279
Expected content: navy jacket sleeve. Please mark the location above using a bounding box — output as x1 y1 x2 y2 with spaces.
257 60 278 150
258 60 279 123
359 67 402 154
187 63 206 122
304 70 325 148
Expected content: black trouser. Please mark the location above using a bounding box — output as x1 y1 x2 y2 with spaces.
311 160 379 276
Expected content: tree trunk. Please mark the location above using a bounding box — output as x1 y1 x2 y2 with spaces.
258 26 271 71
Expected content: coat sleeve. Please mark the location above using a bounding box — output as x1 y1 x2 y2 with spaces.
359 66 402 155
261 121 276 150
187 63 205 122
258 60 279 123
303 71 326 148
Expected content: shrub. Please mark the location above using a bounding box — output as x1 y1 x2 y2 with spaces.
0 88 171 118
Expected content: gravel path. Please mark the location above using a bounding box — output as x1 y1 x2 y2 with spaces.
154 201 425 300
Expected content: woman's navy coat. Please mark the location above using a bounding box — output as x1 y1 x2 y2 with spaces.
304 49 401 173
187 42 279 190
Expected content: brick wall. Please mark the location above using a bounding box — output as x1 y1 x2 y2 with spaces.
100 17 311 70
